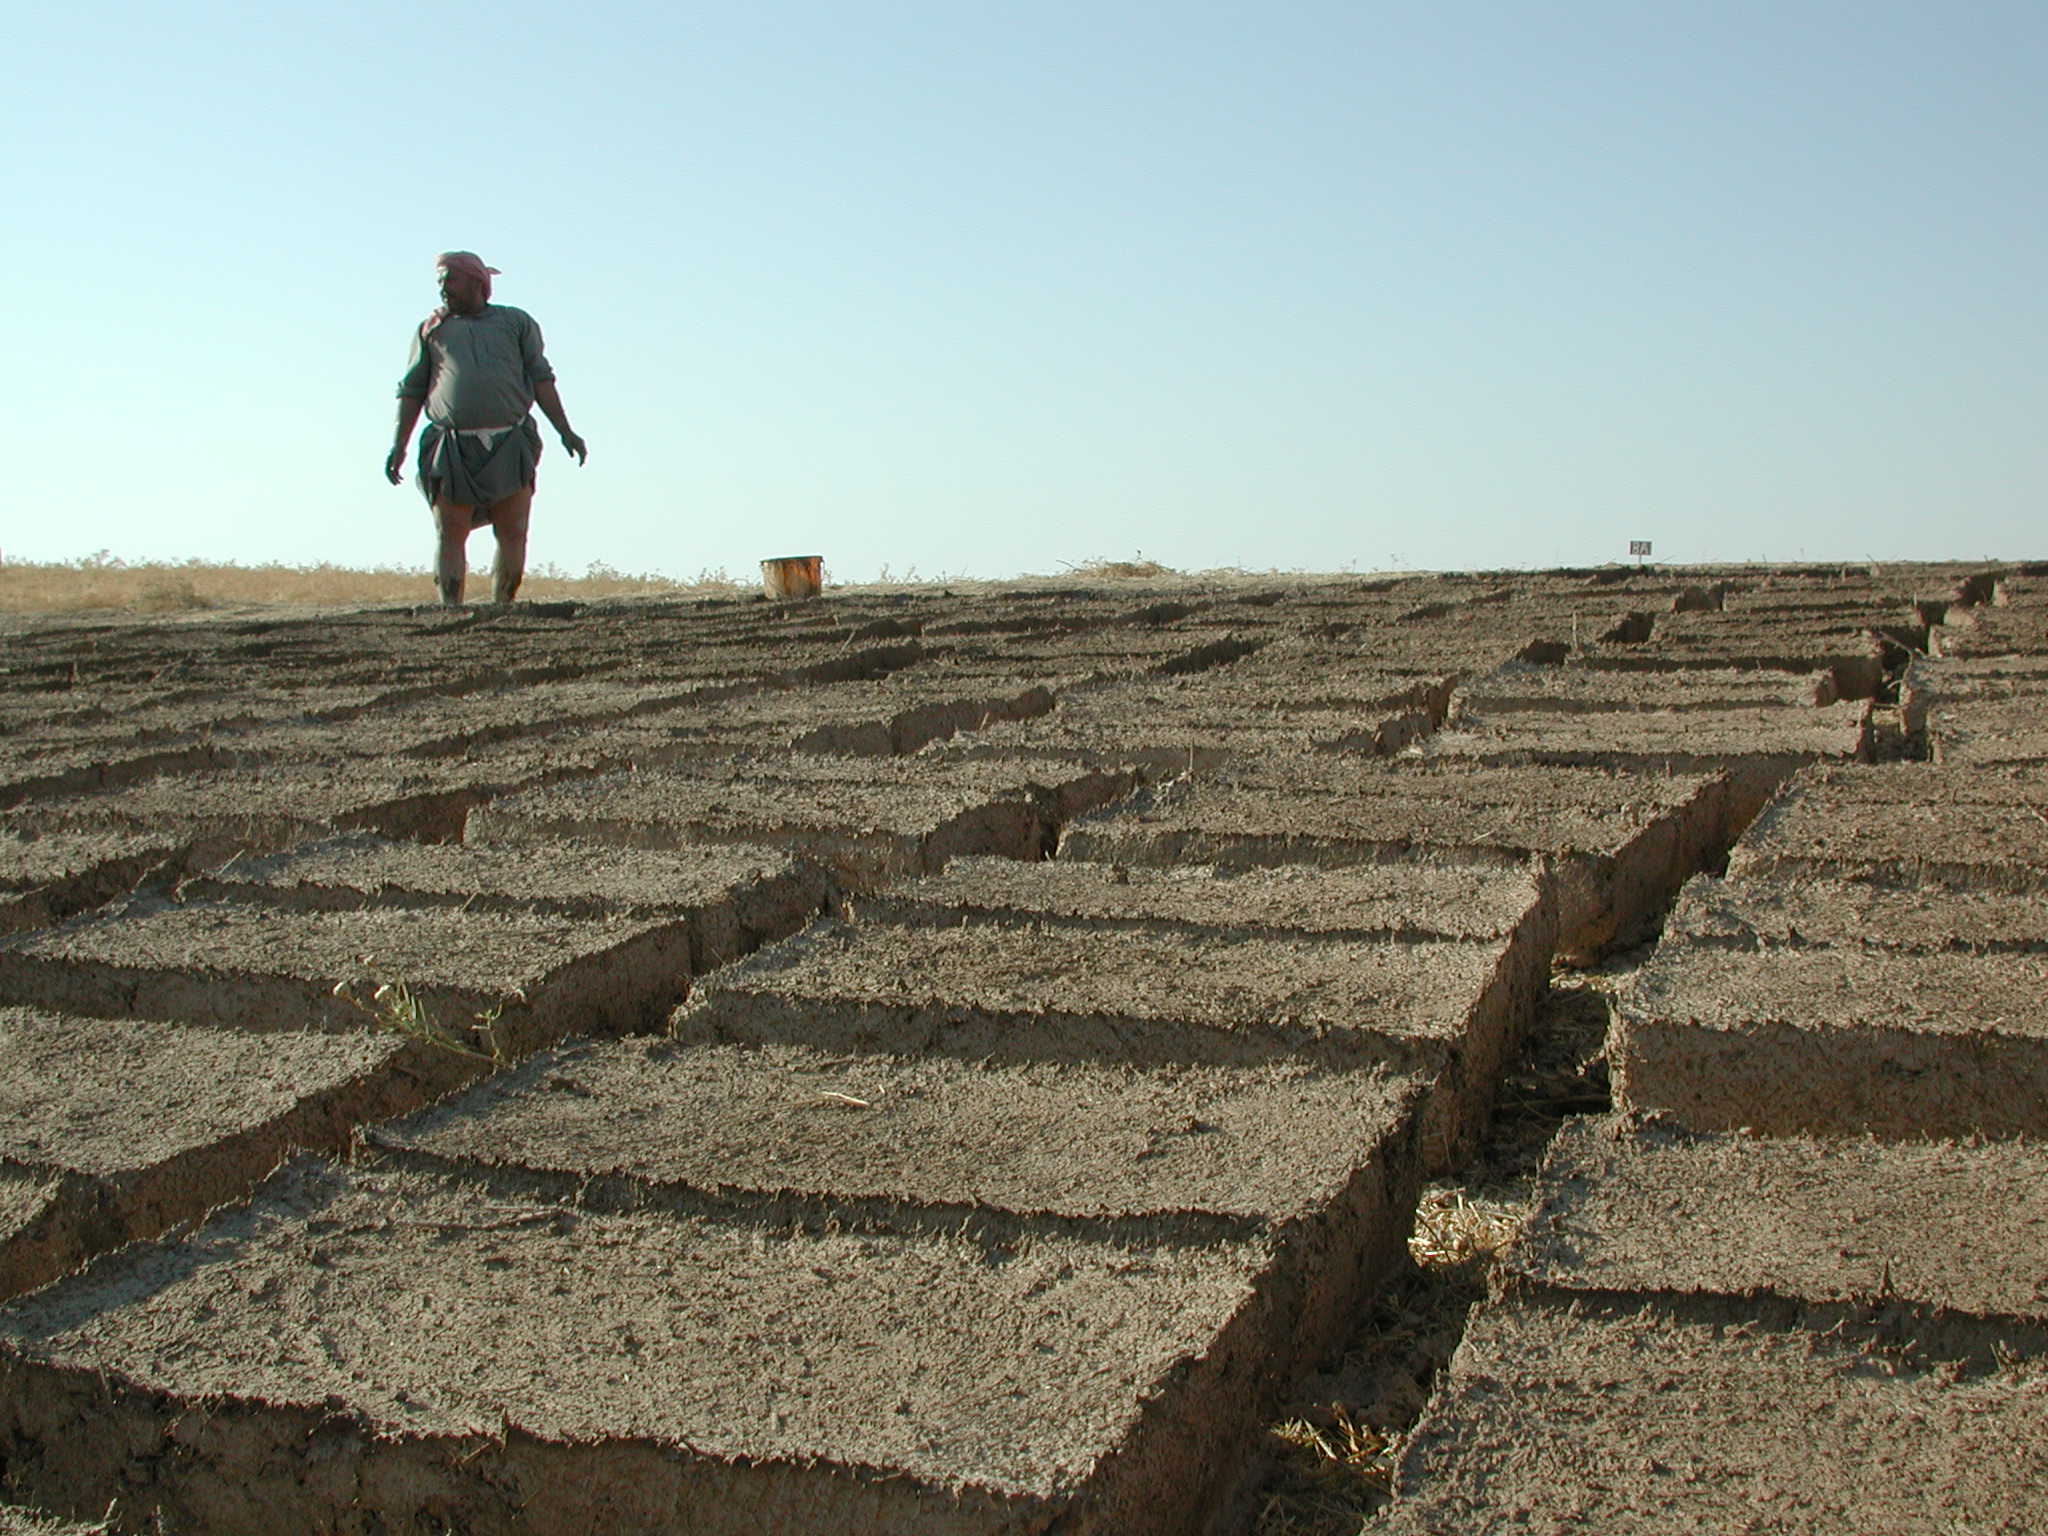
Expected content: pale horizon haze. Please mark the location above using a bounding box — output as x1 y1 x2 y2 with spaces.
5 1 2043 583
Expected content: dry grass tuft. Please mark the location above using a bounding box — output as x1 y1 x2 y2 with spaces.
0 555 741 615
1058 554 1179 580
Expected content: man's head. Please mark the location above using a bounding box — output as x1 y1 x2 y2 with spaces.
435 251 499 315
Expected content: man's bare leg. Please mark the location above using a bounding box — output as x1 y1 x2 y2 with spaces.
483 487 535 605
432 498 476 606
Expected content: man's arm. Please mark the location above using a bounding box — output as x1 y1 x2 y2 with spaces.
386 396 425 485
533 380 587 465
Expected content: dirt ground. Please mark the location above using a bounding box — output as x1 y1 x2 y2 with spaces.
0 560 2039 1534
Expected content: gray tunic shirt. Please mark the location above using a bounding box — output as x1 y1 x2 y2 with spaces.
396 304 555 429
396 305 556 507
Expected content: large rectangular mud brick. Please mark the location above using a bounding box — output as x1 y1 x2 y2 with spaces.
13 761 499 855
1515 1117 2048 1325
0 1007 411 1300
0 740 224 813
0 1158 1290 1535
1456 661 1837 713
929 629 1247 682
1611 939 2048 1139
1381 1118 2048 1533
676 918 1527 1171
179 835 829 972
1059 764 1724 963
1425 699 1873 827
859 855 1553 948
468 757 1137 888
1666 871 2048 953
0 899 692 1096
372 1035 1430 1405
1898 654 2048 736
941 675 1448 770
1919 699 2048 767
0 830 183 934
1931 602 2047 658
1385 1283 2046 1533
616 676 1053 758
1728 763 2048 891
375 1036 1427 1242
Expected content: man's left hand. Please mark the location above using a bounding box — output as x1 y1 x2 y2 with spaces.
561 431 588 465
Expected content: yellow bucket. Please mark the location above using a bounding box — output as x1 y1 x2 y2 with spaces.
760 555 823 600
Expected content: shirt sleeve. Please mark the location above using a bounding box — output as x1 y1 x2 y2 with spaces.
396 325 434 400
521 313 556 386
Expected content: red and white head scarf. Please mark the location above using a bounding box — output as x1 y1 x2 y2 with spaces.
421 251 502 337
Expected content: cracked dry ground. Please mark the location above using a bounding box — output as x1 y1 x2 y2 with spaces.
1 562 2043 1534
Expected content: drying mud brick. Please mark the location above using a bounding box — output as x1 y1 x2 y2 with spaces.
1899 653 2048 735
1059 764 1723 962
468 756 1134 887
858 855 1552 948
1931 602 2048 659
0 740 224 814
611 675 1053 759
1611 940 2048 1139
180 835 830 972
1384 1286 2047 1535
941 676 1443 770
14 761 494 856
0 830 183 934
0 899 691 1094
677 918 1529 1169
376 1036 1427 1242
1666 871 2048 953
1426 698 1872 823
1919 698 2048 766
1455 661 1836 714
1516 1118 2048 1324
1382 1119 2048 1533
0 1007 409 1299
1729 763 2048 891
0 1159 1289 1536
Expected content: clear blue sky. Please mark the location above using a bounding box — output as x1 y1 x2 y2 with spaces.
6 1 2043 580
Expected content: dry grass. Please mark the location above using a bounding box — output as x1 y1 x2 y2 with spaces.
0 556 741 616
1058 554 1180 580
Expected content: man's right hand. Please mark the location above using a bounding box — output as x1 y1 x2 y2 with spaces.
385 447 407 485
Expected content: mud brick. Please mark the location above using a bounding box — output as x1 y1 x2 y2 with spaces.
1060 764 1723 963
1611 939 2048 1139
179 835 829 972
859 855 1551 949
1931 603 2048 659
1898 654 2048 737
1728 763 2048 891
1384 1288 2046 1535
0 830 183 934
1456 661 1836 714
1382 1119 2048 1533
1 1158 1290 1536
1666 871 2048 954
1516 1117 2048 1325
677 915 1529 1171
469 756 1135 889
0 1007 409 1299
0 898 692 1096
1426 699 1872 825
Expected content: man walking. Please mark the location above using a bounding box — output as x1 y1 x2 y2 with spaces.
386 252 587 606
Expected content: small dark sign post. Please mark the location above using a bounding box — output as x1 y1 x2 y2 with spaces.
1629 539 1652 568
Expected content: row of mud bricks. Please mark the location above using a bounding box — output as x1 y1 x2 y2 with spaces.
0 562 2042 1533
